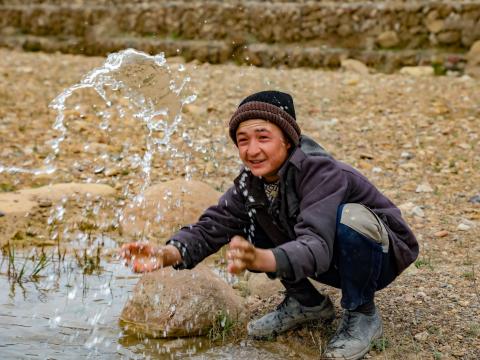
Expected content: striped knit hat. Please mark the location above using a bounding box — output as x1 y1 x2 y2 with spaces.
229 90 301 145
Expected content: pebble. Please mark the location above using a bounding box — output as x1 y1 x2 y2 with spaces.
400 151 413 159
416 183 434 193
457 223 470 231
468 194 480 204
412 206 425 218
434 230 449 237
38 199 52 208
0 210 4 217
414 331 429 342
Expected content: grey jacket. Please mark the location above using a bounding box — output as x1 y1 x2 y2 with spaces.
168 136 418 281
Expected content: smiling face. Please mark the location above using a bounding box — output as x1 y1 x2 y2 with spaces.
236 119 291 182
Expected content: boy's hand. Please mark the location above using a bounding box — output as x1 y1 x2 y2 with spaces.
227 235 277 274
120 242 181 273
227 235 256 274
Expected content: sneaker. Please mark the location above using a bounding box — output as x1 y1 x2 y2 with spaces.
323 307 383 360
247 295 335 338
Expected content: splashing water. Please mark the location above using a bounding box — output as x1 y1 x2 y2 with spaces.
1 48 196 187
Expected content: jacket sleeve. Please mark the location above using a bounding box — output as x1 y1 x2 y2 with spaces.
277 157 349 281
167 185 250 269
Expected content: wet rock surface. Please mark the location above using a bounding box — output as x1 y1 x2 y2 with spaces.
120 264 246 338
0 48 479 358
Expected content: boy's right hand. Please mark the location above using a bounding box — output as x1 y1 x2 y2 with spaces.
120 242 165 273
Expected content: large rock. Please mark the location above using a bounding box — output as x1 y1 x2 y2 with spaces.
246 272 283 299
120 179 221 240
120 265 246 337
466 40 480 78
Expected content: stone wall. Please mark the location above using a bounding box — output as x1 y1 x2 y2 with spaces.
0 1 479 71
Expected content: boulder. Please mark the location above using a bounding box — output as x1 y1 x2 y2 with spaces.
466 40 480 77
120 264 246 337
246 272 283 299
120 179 221 240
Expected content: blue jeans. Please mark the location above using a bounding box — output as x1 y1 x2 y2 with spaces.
282 204 397 310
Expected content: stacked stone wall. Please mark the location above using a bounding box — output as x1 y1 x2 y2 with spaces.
0 1 479 71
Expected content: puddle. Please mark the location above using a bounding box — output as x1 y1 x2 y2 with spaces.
0 248 305 359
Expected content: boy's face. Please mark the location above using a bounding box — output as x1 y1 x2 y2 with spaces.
236 119 291 182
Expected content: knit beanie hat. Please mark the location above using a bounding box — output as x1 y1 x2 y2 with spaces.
229 90 301 145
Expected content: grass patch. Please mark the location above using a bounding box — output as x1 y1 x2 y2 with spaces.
372 337 389 352
462 271 475 280
415 257 434 270
466 323 480 337
0 183 16 192
208 311 237 343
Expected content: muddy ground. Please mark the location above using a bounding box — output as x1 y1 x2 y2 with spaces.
0 48 479 359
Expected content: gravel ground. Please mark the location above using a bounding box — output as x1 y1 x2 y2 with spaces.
0 48 479 359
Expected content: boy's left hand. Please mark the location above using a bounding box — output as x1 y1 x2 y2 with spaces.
227 235 277 275
227 235 256 274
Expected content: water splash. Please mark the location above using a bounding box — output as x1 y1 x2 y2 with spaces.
0 48 196 189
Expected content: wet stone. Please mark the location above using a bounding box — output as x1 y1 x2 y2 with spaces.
120 265 246 338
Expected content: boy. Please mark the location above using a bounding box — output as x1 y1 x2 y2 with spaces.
121 90 418 360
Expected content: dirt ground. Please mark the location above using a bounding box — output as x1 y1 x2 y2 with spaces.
0 48 479 359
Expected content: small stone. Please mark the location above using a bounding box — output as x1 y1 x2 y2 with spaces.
426 19 444 34
38 199 52 208
457 223 470 231
416 291 427 299
400 66 434 77
468 194 480 204
412 206 425 218
437 31 461 45
94 166 105 174
0 210 5 217
341 59 369 75
434 230 449 237
416 183 434 193
376 30 400 48
414 331 429 342
401 151 414 160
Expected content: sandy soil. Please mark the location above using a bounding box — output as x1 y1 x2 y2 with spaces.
0 48 479 359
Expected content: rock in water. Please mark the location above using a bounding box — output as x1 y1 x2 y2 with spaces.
120 265 246 338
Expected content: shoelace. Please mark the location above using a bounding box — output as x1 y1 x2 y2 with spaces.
331 312 362 347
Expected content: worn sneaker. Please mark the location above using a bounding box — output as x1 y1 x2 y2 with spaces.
323 307 383 360
247 295 335 338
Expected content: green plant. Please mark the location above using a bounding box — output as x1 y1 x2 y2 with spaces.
208 311 236 343
462 271 475 280
0 183 15 192
2 243 51 283
372 337 389 352
466 323 480 337
415 257 433 270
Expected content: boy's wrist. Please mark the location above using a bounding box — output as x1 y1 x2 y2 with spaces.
251 248 277 273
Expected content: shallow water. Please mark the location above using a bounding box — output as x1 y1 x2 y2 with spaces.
0 246 306 359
